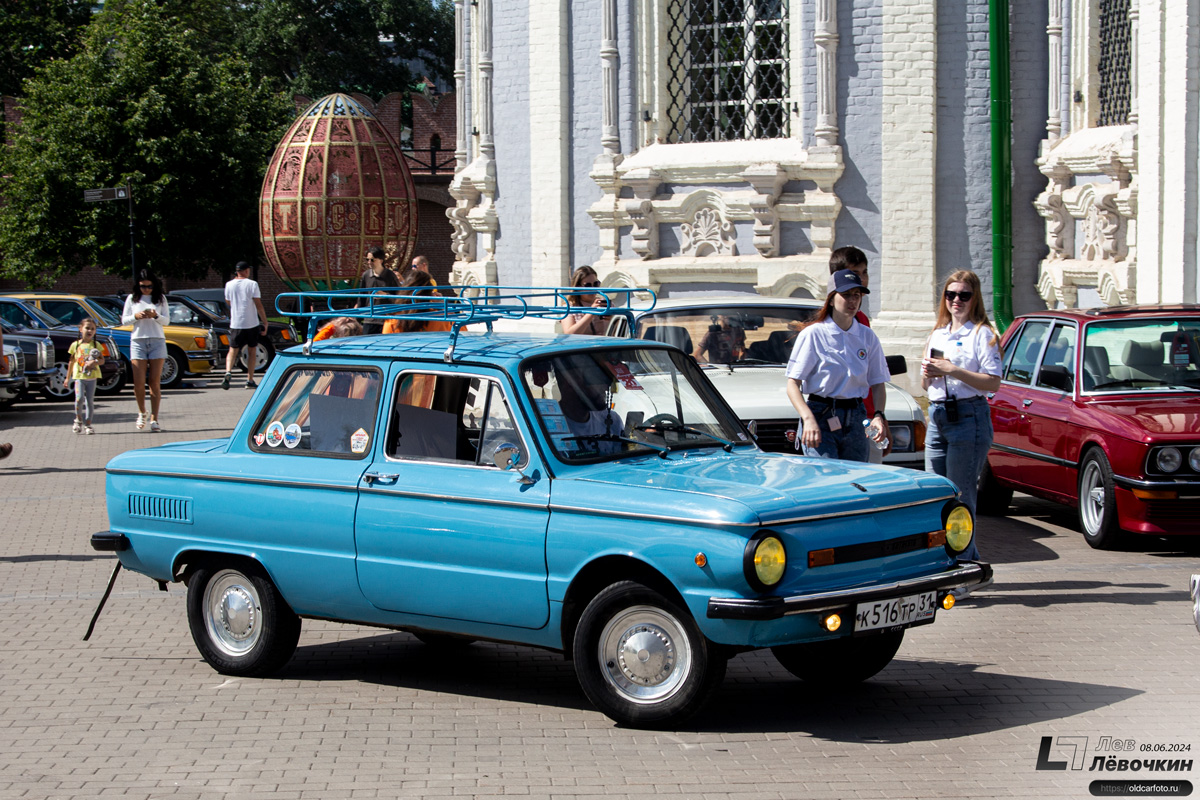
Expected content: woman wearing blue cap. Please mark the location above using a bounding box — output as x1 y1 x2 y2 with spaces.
784 268 890 462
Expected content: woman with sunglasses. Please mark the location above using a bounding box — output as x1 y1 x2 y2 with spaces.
121 270 169 432
921 270 1003 570
562 266 608 335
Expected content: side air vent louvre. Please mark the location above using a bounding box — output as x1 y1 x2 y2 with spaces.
128 494 193 524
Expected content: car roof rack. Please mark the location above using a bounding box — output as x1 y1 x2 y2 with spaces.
276 285 656 362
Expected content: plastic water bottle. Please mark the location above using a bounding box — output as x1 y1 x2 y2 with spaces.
862 418 889 451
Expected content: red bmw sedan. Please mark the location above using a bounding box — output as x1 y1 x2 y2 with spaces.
980 305 1200 548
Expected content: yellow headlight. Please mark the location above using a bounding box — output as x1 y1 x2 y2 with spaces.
754 536 786 586
945 506 974 552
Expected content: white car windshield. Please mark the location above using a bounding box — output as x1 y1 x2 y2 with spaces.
635 306 817 365
522 347 751 462
1083 318 1200 392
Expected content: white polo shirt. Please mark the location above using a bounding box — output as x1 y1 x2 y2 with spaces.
925 320 1003 401
785 317 890 399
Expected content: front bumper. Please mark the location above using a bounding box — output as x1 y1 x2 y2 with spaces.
183 349 216 375
707 561 992 620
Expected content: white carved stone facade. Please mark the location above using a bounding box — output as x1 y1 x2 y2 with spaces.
1034 0 1199 308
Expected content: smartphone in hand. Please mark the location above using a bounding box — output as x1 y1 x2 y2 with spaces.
929 348 944 359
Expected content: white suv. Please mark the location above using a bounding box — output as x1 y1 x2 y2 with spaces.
610 296 927 469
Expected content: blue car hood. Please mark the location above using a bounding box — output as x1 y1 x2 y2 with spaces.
554 450 956 527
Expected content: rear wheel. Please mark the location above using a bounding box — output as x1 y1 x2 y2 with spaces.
1078 449 1125 549
186 563 300 677
772 630 904 686
161 346 185 389
976 461 1013 516
572 581 726 728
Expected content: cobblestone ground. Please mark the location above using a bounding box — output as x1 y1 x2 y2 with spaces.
1 380 1198 800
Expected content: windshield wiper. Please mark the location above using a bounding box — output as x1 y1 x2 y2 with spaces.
562 433 673 458
637 422 736 452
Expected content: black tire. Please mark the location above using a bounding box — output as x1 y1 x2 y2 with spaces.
976 461 1013 516
1078 449 1125 549
772 630 904 686
238 339 275 373
95 360 126 396
40 360 74 401
186 563 301 677
161 346 185 389
572 581 726 728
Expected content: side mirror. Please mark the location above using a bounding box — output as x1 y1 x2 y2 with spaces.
746 419 759 441
492 443 535 485
886 354 907 376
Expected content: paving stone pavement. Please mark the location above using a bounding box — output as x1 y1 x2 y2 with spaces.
2 380 1199 800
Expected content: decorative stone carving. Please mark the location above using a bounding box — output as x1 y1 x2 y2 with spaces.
1034 124 1137 308
742 163 786 258
680 206 737 257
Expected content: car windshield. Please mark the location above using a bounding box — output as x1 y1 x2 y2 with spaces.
1082 317 1200 392
86 302 122 327
522 347 751 462
634 306 817 365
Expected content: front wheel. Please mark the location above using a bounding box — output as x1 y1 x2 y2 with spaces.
772 630 904 686
160 346 184 389
572 581 726 728
40 361 74 401
186 564 301 677
1078 449 1125 549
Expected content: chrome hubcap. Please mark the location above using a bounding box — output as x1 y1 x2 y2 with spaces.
203 571 261 656
598 605 691 704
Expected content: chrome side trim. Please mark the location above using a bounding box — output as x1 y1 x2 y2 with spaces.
707 562 992 620
989 442 1074 468
1112 474 1200 495
361 485 549 512
106 469 360 493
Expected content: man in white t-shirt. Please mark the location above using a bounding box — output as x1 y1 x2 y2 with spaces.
221 261 268 390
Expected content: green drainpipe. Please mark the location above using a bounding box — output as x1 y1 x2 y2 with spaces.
990 0 1014 331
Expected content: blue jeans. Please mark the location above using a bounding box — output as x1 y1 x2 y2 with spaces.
802 401 869 463
925 395 992 560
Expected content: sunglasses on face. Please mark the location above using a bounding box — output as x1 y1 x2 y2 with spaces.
139 283 153 289
580 281 601 288
944 290 973 302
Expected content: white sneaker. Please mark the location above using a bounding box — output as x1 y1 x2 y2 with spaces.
72 420 81 433
150 419 161 433
84 426 95 435
136 413 145 430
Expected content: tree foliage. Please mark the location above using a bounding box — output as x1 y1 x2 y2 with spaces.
235 0 454 99
0 0 93 96
0 0 294 285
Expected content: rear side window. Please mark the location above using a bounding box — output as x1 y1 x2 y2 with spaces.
387 372 527 468
1034 324 1076 392
251 366 383 456
39 300 89 326
1003 321 1050 385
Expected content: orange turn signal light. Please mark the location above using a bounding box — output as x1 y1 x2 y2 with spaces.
808 548 835 568
942 594 956 610
694 552 707 568
927 530 947 548
822 614 842 632
1132 488 1177 500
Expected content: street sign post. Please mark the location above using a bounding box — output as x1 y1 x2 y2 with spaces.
83 184 136 275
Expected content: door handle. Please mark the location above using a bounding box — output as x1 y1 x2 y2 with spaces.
363 471 399 485
1022 399 1033 407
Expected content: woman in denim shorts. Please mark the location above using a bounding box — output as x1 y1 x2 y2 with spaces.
121 270 169 432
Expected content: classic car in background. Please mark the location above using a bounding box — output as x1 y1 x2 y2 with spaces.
92 294 298 372
0 340 25 406
91 288 989 728
3 292 214 389
0 301 124 399
608 297 927 469
981 305 1200 549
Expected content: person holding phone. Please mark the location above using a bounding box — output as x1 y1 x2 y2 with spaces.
922 270 1003 574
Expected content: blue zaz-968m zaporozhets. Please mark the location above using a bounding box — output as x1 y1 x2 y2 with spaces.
90 287 991 728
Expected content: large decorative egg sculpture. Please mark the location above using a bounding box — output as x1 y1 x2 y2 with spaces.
259 93 417 290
